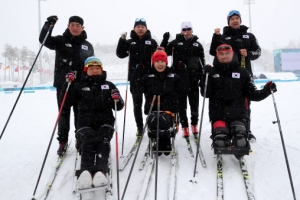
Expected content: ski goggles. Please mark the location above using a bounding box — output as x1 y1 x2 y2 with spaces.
135 18 146 22
182 28 192 31
216 45 233 54
228 10 241 18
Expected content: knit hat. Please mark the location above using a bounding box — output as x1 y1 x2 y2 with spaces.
84 56 102 73
216 44 233 55
227 10 241 25
134 18 147 28
152 47 168 65
69 16 84 25
181 21 193 30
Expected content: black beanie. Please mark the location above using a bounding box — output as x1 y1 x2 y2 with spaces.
134 18 147 28
69 16 84 25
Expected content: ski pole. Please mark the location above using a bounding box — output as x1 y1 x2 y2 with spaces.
121 62 130 156
114 99 121 200
31 81 71 200
271 90 297 200
193 73 209 177
121 95 156 200
0 25 54 142
154 95 160 200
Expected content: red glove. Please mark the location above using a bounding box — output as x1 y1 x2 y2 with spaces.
65 72 75 82
111 89 120 100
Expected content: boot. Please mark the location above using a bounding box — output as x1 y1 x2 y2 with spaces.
93 171 108 187
213 134 229 147
57 141 68 156
191 125 198 135
136 127 144 138
234 134 248 148
183 127 189 137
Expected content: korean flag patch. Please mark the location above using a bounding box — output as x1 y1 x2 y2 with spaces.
145 40 151 45
243 35 249 39
82 45 88 50
193 43 199 47
232 72 240 78
101 85 109 89
168 73 175 77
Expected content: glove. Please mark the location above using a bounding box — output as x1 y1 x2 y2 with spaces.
264 81 277 93
47 15 58 25
65 72 76 82
163 32 170 41
121 32 127 39
203 64 212 74
177 61 187 69
111 89 120 100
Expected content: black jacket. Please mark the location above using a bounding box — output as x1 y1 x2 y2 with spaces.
61 71 124 129
161 34 205 83
200 55 270 122
133 66 189 114
39 22 94 89
209 25 261 76
116 30 158 81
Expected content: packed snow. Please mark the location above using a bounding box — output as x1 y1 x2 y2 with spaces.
0 79 299 200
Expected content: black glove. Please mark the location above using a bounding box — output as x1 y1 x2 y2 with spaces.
163 32 170 41
264 81 277 93
203 64 212 74
47 15 58 25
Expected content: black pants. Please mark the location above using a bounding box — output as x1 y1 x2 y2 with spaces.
56 86 78 142
179 81 199 127
77 126 114 174
132 93 144 130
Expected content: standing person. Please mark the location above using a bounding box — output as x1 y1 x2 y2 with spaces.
39 15 94 155
201 44 276 158
209 10 261 141
61 57 124 196
132 48 189 155
116 18 158 137
161 21 205 138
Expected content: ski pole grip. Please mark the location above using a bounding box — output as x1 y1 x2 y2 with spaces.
157 95 160 107
151 95 156 106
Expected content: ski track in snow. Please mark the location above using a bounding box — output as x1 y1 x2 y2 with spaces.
0 81 299 200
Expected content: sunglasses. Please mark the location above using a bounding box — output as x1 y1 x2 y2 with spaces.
216 45 232 52
135 18 146 22
182 28 192 31
228 10 240 17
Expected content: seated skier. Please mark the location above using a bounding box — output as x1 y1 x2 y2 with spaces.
132 47 189 155
199 44 277 157
61 56 124 197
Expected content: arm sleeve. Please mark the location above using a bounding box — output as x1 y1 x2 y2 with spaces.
116 38 129 58
246 34 261 61
209 33 222 56
39 22 55 49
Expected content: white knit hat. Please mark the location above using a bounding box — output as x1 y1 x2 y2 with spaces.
181 21 193 29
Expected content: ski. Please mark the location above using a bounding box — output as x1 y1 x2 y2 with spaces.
184 137 195 158
239 156 255 200
216 154 224 200
139 144 150 171
119 137 141 171
168 150 177 200
193 134 207 168
137 159 155 200
40 139 72 200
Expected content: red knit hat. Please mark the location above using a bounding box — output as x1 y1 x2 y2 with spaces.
152 48 168 65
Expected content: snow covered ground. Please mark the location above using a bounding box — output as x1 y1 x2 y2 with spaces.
0 80 299 200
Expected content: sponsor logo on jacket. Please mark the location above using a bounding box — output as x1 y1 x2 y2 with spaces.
101 85 109 89
232 73 240 78
65 43 72 47
177 42 183 45
82 45 88 50
82 87 90 91
212 74 220 78
224 37 231 40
